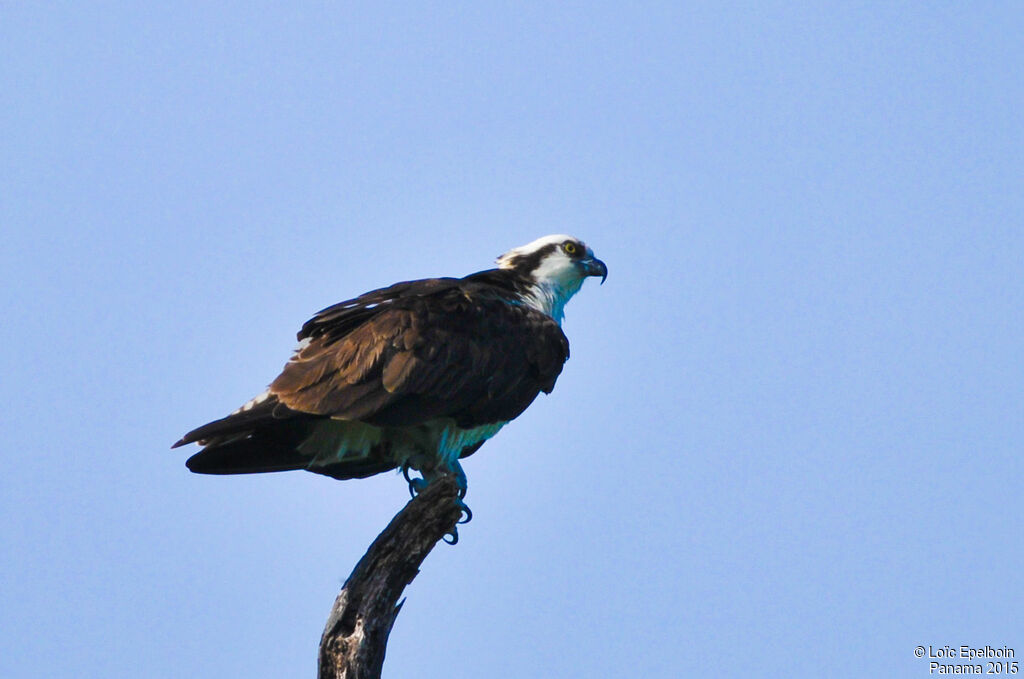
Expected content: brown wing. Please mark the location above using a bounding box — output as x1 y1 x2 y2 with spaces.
269 281 569 428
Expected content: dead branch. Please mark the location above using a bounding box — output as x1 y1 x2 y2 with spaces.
317 474 463 679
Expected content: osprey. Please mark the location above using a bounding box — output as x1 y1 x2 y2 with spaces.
173 235 606 521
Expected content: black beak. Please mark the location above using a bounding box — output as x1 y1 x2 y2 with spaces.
582 257 608 284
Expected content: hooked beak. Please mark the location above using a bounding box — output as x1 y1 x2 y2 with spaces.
581 256 608 284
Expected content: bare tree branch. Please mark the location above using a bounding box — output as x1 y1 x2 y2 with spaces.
317 475 463 679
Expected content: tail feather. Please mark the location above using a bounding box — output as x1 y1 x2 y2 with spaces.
185 435 311 475
176 403 398 480
172 396 300 448
176 394 320 475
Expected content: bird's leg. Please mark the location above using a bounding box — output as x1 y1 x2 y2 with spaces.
449 460 472 525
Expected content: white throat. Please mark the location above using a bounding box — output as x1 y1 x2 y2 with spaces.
497 234 591 324
520 278 583 325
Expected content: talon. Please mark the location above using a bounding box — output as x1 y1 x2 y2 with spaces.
405 467 428 498
443 527 459 545
450 461 469 500
402 465 415 498
458 503 473 524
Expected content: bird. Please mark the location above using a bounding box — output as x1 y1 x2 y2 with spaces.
173 234 606 535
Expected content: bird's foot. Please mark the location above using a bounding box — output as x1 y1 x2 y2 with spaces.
402 463 472 544
452 463 468 500
402 462 469 499
449 461 471 522
443 495 473 545
456 498 472 524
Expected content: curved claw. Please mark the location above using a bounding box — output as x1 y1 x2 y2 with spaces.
443 527 459 545
457 502 473 524
403 465 429 498
402 465 415 498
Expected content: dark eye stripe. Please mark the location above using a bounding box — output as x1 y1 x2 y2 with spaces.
505 243 562 274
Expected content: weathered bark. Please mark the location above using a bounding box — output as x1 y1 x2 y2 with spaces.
317 475 463 679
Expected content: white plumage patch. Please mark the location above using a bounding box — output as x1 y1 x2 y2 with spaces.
302 418 506 472
520 277 584 324
301 420 383 463
495 233 577 267
435 421 506 465
232 389 272 414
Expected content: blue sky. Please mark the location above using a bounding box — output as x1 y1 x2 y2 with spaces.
2 3 1021 677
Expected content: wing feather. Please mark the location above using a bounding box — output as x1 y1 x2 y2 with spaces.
268 278 569 428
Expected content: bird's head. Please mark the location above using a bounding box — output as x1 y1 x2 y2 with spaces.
496 234 607 322
497 234 608 286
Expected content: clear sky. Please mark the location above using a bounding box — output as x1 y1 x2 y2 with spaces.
2 3 1021 677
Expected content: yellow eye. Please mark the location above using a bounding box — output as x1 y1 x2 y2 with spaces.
563 242 577 255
